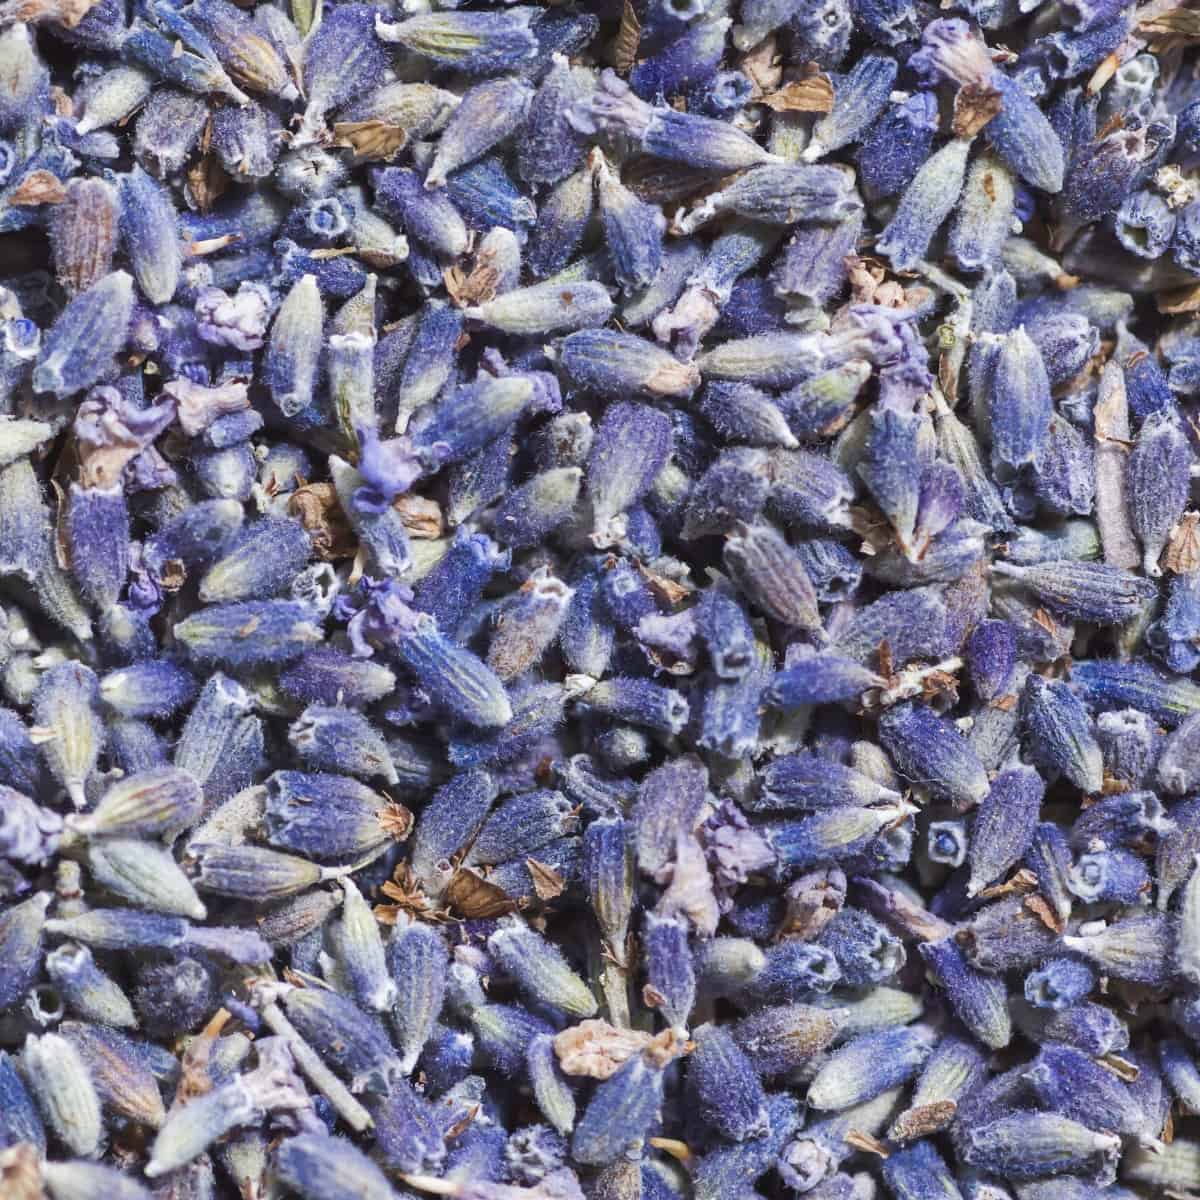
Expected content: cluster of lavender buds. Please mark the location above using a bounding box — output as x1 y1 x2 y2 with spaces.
10 0 1200 1198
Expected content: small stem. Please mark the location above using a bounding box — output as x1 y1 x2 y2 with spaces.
258 1002 373 1134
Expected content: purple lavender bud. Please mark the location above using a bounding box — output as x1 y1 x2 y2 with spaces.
858 92 939 204
988 326 1053 474
1019 675 1102 794
679 162 860 235
572 1036 684 1165
753 752 899 813
994 559 1155 626
883 1141 964 1200
1061 124 1147 224
517 55 591 186
287 705 395 785
573 70 781 173
1115 188 1176 261
414 529 509 639
642 912 696 1028
961 1111 1120 1182
425 75 532 188
0 891 48 1012
437 153 536 234
585 401 674 543
527 167 594 280
922 937 1012 1050
633 754 707 885
771 210 864 313
490 916 596 1018
876 138 971 271
468 788 578 867
579 676 689 738
125 10 252 103
366 1075 444 1177
1062 911 1173 986
815 907 904 988
262 770 400 864
857 408 928 554
375 168 469 262
197 516 312 604
809 1024 937 1110
65 482 129 611
1069 789 1163 853
0 1047 45 1152
469 1002 554 1077
33 270 132 398
50 177 119 299
34 662 103 810
99 658 197 720
294 4 389 145
688 1022 771 1143
805 54 897 162
192 843 334 903
879 701 990 809
723 521 822 634
950 153 1017 274
562 330 699 405
967 764 1044 897
1067 847 1150 905
1126 408 1193 576
588 150 663 295
173 601 323 669
274 1132 396 1200
127 957 215 1040
766 801 915 874
1024 957 1095 1012
492 467 582 550
118 167 181 306
375 8 538 73
1029 413 1094 518
1071 658 1200 728
411 373 533 466
387 917 448 1073
409 768 497 892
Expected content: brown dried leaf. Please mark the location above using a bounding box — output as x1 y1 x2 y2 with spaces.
444 253 500 308
445 866 518 919
952 83 1003 137
376 863 450 925
527 857 565 901
7 170 66 207
377 802 414 841
187 154 229 215
761 75 835 113
1165 512 1200 575
288 482 357 560
332 120 407 161
554 1019 653 1079
977 867 1037 900
1025 892 1066 934
613 0 641 74
394 494 444 540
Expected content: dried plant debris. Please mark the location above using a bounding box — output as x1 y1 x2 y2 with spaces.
5 2 1200 1200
